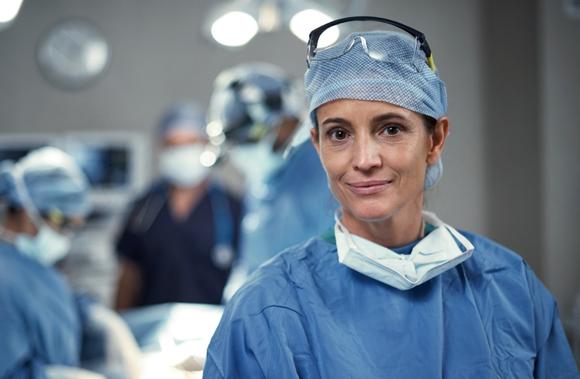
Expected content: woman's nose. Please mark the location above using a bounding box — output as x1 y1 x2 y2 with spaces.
353 136 382 172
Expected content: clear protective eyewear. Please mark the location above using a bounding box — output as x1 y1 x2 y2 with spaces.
306 16 436 71
40 209 84 235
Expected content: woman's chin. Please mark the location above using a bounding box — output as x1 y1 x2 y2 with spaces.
344 204 396 224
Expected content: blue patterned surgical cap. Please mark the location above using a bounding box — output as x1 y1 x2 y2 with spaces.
157 102 206 139
0 147 90 218
304 30 448 188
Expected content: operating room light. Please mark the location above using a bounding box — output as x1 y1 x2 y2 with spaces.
200 150 218 168
210 11 259 47
205 121 224 138
289 8 338 46
0 0 23 23
85 42 110 72
204 0 349 48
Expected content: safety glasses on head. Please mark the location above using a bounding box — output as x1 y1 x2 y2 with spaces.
306 16 436 71
40 209 84 234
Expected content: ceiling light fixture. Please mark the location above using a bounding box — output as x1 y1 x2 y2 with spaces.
0 0 24 30
204 0 351 48
211 10 259 47
289 8 337 45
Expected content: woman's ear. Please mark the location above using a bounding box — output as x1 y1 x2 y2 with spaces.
427 117 450 165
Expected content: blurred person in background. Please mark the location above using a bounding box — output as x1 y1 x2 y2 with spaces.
207 63 336 298
114 103 243 309
0 147 140 379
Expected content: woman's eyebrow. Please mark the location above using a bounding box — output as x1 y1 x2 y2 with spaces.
320 117 351 127
320 112 409 127
371 112 409 124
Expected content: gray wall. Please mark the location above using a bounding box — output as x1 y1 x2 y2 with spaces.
0 1 578 314
0 0 307 136
541 0 580 315
481 1 544 275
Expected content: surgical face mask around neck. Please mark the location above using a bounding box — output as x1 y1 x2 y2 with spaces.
335 211 474 290
15 224 71 266
228 137 285 185
159 144 209 187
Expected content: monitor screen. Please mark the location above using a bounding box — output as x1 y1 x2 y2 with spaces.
0 144 48 163
65 144 130 188
0 143 130 189
0 132 150 213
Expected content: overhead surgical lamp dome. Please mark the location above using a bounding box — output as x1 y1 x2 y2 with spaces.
289 8 338 46
204 0 343 48
210 10 259 47
0 0 24 30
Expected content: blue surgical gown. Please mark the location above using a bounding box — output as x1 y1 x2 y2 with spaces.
239 142 336 273
204 231 579 378
0 241 82 379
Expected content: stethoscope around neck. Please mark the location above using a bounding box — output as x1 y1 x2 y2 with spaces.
208 185 235 270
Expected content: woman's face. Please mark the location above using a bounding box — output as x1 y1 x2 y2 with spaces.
311 99 447 228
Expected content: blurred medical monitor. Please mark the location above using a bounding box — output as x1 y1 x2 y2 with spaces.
0 132 150 215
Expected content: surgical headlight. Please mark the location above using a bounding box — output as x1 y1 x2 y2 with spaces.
207 62 304 149
306 16 436 72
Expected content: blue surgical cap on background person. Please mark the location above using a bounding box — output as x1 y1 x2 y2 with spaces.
157 102 206 138
304 30 448 188
0 147 91 218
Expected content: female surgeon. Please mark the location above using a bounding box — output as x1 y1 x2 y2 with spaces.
203 17 578 378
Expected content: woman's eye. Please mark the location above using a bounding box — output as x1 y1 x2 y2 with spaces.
383 125 402 136
328 128 348 141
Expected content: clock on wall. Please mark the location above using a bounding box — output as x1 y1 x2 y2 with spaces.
36 18 111 91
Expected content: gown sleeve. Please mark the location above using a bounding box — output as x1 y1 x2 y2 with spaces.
204 305 318 379
115 208 144 263
203 317 269 379
525 264 579 378
115 187 163 263
1 361 48 379
0 287 49 379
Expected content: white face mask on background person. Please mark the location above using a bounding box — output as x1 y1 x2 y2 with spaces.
335 211 474 290
8 162 74 266
159 144 210 187
228 137 285 185
15 224 72 266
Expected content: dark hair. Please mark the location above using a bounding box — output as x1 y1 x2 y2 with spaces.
7 204 22 216
422 114 437 134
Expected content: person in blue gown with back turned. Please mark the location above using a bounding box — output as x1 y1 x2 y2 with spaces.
0 147 141 379
203 17 579 378
207 63 336 298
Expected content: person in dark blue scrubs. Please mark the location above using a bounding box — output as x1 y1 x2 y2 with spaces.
203 18 579 378
115 103 243 309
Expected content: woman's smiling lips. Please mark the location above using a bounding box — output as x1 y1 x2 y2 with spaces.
346 179 393 195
